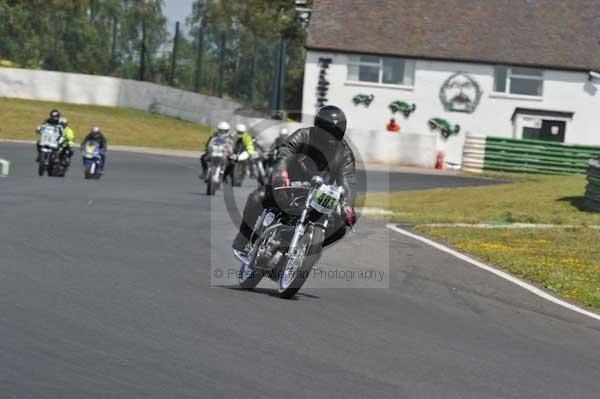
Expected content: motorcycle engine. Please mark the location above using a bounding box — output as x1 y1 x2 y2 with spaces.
255 225 292 271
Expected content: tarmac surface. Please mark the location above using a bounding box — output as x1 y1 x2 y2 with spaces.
1 142 599 399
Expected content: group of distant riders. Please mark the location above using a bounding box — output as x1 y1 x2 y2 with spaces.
199 121 289 188
35 109 107 178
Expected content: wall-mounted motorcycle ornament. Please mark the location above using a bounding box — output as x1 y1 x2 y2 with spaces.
389 101 416 118
352 94 374 106
428 118 460 139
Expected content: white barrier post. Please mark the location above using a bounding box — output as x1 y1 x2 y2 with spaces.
462 135 486 173
0 159 11 177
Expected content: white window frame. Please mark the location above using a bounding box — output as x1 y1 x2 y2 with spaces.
493 66 544 98
346 55 415 88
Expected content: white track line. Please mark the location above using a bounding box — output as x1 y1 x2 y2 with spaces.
386 223 600 322
420 223 600 229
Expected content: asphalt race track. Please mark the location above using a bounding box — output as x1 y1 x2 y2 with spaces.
1 142 599 399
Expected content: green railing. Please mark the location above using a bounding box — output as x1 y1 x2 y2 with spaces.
483 137 600 175
584 159 600 212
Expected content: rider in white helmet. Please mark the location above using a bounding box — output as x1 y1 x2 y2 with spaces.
268 127 290 167
200 121 231 179
230 124 255 161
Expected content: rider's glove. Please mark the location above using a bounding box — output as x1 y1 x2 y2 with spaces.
342 206 356 227
272 170 290 188
229 154 238 161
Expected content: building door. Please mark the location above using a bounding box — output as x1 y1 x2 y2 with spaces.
522 119 566 142
512 108 572 143
539 120 565 142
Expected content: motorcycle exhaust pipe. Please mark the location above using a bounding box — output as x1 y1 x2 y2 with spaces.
233 250 250 266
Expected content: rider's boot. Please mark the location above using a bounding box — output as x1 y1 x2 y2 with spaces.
232 189 264 253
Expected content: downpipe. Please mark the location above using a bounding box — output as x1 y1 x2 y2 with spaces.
233 250 250 266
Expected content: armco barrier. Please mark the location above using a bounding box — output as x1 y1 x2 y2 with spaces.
0 67 241 127
462 135 600 175
0 158 10 176
584 159 600 212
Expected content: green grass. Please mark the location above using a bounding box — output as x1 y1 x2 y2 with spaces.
418 226 600 309
367 171 600 309
0 97 212 150
366 173 600 225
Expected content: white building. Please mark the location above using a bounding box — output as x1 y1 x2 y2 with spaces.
301 0 600 167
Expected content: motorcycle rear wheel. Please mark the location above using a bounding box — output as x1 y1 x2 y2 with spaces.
238 231 274 289
238 262 263 289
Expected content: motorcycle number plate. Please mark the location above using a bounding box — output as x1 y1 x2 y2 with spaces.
40 126 60 148
310 185 341 214
84 143 98 158
211 145 226 157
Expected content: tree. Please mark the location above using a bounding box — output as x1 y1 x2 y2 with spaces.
186 0 307 108
0 0 307 110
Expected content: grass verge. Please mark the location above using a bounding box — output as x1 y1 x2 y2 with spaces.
0 97 212 150
367 172 600 310
418 226 600 309
366 173 600 225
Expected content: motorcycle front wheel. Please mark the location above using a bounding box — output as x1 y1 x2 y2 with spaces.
38 161 46 176
277 225 325 299
84 163 94 179
232 162 246 187
206 174 219 196
256 162 267 187
38 152 49 176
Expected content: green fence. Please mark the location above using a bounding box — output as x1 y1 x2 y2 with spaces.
483 137 600 175
584 159 600 212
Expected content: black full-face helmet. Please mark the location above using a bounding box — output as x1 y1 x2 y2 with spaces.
49 109 61 124
314 105 347 141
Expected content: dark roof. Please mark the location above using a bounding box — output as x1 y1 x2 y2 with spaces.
306 0 600 71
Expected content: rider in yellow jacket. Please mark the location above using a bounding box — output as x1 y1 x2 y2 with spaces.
230 124 255 160
59 117 75 165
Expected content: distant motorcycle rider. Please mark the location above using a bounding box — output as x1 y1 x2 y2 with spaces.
200 121 231 180
36 109 64 162
272 127 289 150
59 117 75 166
267 127 289 167
228 124 257 181
248 134 267 179
229 124 256 163
233 105 357 254
81 126 107 170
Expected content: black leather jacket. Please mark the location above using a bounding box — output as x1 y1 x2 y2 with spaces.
275 127 357 207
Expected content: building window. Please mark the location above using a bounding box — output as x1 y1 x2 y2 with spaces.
494 66 543 97
347 55 415 86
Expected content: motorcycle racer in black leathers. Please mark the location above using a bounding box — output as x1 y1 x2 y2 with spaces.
232 105 357 254
36 109 64 162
